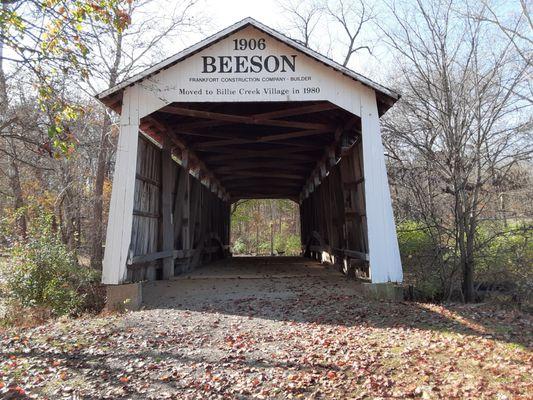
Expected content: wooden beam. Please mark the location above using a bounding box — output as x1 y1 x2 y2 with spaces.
202 146 318 162
231 193 299 201
206 152 317 162
173 102 338 131
136 173 160 187
128 250 174 265
223 180 302 188
257 128 333 142
161 143 175 279
160 105 334 131
214 162 311 173
300 118 358 199
133 210 160 219
143 117 229 201
220 171 305 180
191 129 330 150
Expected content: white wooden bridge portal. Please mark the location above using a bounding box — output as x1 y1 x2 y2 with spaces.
98 18 403 287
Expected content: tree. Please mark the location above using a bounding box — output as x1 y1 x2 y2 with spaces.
0 0 130 241
325 0 375 66
277 0 375 67
474 0 532 67
85 0 206 270
277 0 323 47
0 0 130 153
381 0 532 301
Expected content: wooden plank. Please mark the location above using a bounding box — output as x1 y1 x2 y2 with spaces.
214 162 311 173
129 248 199 265
144 118 228 200
160 144 175 279
233 194 299 201
102 87 140 285
205 151 317 163
342 249 370 262
219 171 306 180
133 210 160 219
257 128 332 142
129 250 173 265
223 180 302 188
170 102 338 131
136 173 160 187
191 128 332 150
343 177 365 189
160 105 334 131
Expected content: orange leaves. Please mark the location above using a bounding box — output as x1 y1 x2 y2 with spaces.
326 371 337 380
0 283 531 399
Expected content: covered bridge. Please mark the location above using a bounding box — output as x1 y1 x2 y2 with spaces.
97 18 403 287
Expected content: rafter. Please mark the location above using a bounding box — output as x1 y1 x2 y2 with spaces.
192 135 325 150
205 151 317 162
191 128 332 150
174 102 338 131
223 180 303 188
220 171 306 181
142 116 229 200
160 105 334 131
213 162 311 173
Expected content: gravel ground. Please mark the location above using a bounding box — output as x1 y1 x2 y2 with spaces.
0 257 531 399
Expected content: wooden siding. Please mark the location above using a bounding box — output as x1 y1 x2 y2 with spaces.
127 135 231 282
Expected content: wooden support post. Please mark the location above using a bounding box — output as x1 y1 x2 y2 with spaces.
183 173 191 270
161 141 175 280
360 88 403 283
102 87 140 285
319 162 327 178
181 149 189 169
314 174 320 187
328 148 336 166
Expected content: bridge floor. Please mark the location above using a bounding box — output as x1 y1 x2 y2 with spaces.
142 256 356 309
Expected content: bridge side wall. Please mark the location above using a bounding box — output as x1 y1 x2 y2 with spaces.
103 120 230 284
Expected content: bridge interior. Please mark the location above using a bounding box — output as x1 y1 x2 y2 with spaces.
117 100 369 282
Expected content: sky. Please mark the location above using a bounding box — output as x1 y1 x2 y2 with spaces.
204 0 281 27
161 0 392 87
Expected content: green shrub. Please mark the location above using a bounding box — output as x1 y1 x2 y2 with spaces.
397 219 532 305
274 234 301 255
397 221 448 300
0 209 99 318
232 238 246 254
476 222 532 305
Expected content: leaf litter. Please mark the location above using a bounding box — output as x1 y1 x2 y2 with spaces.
0 274 531 399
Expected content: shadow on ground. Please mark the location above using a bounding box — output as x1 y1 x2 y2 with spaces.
143 256 532 349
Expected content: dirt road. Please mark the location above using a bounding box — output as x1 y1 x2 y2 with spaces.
1 257 531 399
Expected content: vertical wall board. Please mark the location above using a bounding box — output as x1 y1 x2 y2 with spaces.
133 136 161 280
360 88 403 283
131 137 160 256
160 145 175 279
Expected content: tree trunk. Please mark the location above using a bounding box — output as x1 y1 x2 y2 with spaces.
7 157 27 239
89 28 122 270
462 256 475 302
90 111 112 269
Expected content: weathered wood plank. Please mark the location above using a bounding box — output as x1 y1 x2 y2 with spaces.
161 143 175 279
160 105 334 131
